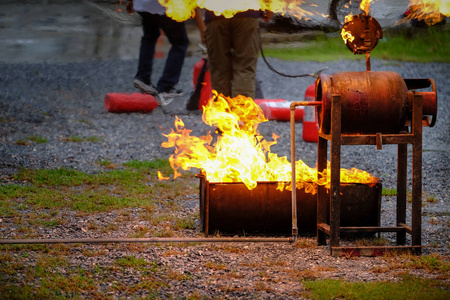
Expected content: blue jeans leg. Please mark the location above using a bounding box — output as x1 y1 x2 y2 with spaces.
156 16 188 92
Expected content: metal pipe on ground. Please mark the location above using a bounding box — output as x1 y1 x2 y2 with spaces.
0 237 294 245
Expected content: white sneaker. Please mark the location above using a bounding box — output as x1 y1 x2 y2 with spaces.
158 94 176 106
159 88 184 98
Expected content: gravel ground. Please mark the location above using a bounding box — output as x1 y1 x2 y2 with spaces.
0 55 449 297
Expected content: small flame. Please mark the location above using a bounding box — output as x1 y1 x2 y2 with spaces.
359 0 372 14
157 171 170 180
403 0 449 26
160 92 378 193
341 28 355 44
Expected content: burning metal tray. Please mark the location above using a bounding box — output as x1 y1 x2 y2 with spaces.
199 175 381 235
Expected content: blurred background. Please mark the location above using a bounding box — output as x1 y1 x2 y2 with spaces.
1 0 446 64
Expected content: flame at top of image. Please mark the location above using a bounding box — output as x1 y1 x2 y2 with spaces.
403 0 449 26
159 0 316 22
342 0 372 24
160 92 378 193
359 0 372 15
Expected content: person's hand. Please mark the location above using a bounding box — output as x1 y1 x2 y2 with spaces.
126 0 134 14
262 10 273 22
194 7 206 44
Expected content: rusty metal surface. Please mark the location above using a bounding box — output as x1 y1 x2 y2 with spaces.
316 88 425 254
397 144 408 245
316 72 438 135
412 94 423 248
342 14 383 55
317 71 409 134
408 78 437 127
289 101 324 239
199 176 381 235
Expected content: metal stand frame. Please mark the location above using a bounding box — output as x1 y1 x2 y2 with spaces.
317 94 423 256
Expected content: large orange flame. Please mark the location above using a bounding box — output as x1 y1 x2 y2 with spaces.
158 0 317 22
402 0 449 26
157 0 448 27
161 92 378 193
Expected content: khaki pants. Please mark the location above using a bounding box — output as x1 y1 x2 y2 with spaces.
205 17 259 99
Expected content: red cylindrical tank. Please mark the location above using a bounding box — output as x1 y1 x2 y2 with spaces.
193 58 213 110
104 93 159 113
302 84 319 142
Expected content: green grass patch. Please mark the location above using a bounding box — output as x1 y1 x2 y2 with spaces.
30 136 47 144
14 168 94 186
124 158 172 175
116 255 159 271
62 135 103 143
0 254 99 299
374 26 450 62
15 135 47 146
68 193 144 212
425 192 438 204
39 219 60 227
28 135 47 144
13 168 143 187
404 253 450 273
175 214 198 230
1 159 197 215
303 275 450 300
382 188 397 196
263 25 450 63
78 119 93 125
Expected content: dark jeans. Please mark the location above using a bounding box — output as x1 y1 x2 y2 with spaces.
136 12 188 92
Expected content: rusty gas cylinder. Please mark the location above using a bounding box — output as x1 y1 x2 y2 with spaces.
316 71 410 134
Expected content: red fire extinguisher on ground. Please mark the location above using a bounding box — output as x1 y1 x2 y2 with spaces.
104 92 159 113
255 99 304 122
302 84 319 142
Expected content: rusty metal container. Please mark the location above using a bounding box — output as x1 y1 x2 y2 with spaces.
317 71 410 134
316 71 438 134
199 175 381 235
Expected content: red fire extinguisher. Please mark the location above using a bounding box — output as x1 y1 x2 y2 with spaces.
256 99 304 122
186 57 212 111
104 92 159 113
302 84 319 142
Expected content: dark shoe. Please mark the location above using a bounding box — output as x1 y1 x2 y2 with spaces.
133 79 158 96
159 88 184 97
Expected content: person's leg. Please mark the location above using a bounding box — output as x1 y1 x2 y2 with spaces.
230 17 259 98
156 15 189 93
135 12 160 86
205 18 233 97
